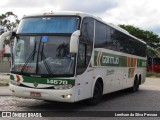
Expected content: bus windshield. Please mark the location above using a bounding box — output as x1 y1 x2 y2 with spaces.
17 16 80 34
11 16 80 77
11 36 75 76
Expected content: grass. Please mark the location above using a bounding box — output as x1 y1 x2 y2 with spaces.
0 83 9 86
146 72 160 78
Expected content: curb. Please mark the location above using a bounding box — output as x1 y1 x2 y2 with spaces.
0 86 12 96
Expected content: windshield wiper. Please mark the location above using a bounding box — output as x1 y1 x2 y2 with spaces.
20 41 37 73
20 37 53 75
40 42 54 74
20 51 36 73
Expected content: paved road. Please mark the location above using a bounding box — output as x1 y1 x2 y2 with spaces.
0 78 160 120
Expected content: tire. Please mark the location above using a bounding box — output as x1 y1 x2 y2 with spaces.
86 81 103 105
129 77 139 93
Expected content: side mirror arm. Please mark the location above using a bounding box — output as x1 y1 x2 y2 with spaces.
0 31 16 50
70 30 80 53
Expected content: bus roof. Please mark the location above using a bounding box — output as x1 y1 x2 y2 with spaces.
23 11 146 44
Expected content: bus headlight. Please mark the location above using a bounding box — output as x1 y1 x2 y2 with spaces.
54 84 73 90
10 80 20 86
62 94 72 99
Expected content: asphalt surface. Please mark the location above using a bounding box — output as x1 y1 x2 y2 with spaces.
0 77 160 120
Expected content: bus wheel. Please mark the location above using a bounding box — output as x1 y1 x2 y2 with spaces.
129 76 139 93
86 81 102 105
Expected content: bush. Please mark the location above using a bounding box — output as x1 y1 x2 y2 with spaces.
146 72 160 78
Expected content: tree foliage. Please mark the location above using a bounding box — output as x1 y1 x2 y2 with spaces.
119 24 160 57
0 11 20 31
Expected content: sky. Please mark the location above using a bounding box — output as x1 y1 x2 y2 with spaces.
1 0 160 35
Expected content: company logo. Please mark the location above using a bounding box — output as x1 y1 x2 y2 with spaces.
33 82 38 87
2 112 42 118
106 69 115 76
102 55 119 65
95 51 120 66
2 112 11 118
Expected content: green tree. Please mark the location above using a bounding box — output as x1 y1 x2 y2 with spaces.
119 25 160 57
0 11 20 31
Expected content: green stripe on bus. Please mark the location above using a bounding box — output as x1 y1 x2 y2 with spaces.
10 74 75 86
94 51 127 67
10 74 14 80
23 76 75 85
94 51 146 67
137 59 147 67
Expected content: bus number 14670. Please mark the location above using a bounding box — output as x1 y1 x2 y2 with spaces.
47 79 68 85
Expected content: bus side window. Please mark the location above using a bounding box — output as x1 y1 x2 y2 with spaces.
77 43 86 74
77 17 94 75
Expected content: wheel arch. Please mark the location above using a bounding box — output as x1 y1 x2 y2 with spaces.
132 74 138 86
92 76 104 96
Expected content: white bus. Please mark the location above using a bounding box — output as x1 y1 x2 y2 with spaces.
0 11 147 105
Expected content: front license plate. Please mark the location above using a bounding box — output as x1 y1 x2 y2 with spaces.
30 92 41 97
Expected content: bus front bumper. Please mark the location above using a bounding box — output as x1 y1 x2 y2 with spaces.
9 84 75 102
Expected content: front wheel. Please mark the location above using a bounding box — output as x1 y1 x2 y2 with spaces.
86 81 103 105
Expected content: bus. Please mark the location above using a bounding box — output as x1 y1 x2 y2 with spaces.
147 58 160 73
0 11 147 105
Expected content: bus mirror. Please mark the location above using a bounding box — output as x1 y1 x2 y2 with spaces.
70 30 80 53
0 31 16 50
0 31 14 38
0 31 16 40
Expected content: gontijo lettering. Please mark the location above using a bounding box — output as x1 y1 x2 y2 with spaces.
102 55 119 65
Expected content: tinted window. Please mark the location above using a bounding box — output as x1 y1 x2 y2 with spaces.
110 29 121 51
17 17 80 34
95 21 109 48
80 18 94 44
110 28 146 57
77 17 94 74
77 43 86 73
